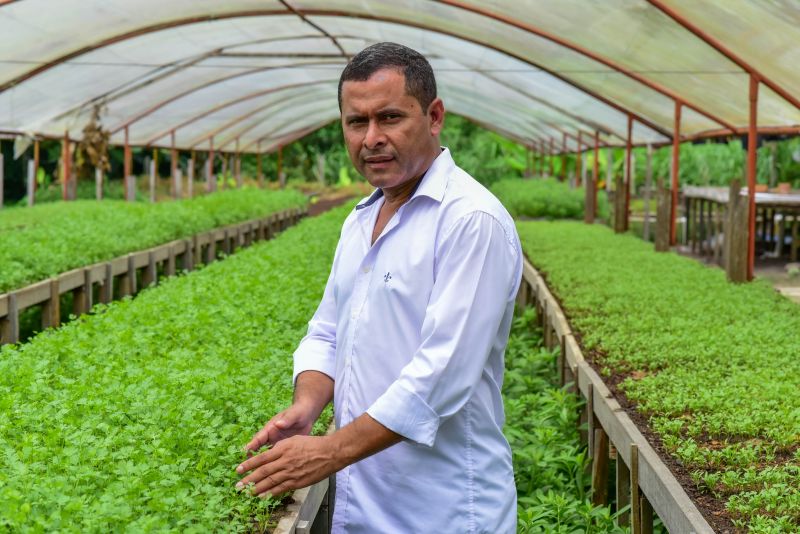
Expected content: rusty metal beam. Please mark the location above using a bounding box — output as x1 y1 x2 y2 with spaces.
0 8 669 141
670 102 682 246
184 86 334 150
110 61 342 134
647 0 800 112
747 75 759 281
141 79 337 146
436 0 737 133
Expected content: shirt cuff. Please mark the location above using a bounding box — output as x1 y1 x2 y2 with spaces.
292 339 336 385
367 381 440 447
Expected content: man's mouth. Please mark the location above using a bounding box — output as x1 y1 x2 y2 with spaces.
364 155 394 164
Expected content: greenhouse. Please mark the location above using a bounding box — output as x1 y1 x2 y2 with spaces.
1 1 799 532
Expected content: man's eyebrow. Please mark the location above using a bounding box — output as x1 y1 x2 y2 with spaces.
377 107 407 115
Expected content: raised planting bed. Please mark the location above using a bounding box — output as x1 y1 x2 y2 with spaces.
0 188 307 294
517 220 800 533
0 203 353 532
490 177 608 220
504 307 627 533
0 207 306 345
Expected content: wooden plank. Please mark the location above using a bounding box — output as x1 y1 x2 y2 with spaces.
110 256 128 277
131 250 150 269
0 294 7 318
87 263 106 285
0 293 19 344
152 244 170 263
525 258 715 534
58 268 85 293
15 279 51 309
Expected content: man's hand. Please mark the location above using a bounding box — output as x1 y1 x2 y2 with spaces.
244 370 335 452
243 403 317 453
236 434 339 497
236 413 402 499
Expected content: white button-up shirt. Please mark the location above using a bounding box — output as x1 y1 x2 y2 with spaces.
294 148 521 533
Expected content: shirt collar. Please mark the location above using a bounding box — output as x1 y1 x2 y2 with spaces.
356 147 453 211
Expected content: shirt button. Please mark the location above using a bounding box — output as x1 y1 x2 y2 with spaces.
362 266 371 273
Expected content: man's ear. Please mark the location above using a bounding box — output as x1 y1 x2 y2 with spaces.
428 98 445 136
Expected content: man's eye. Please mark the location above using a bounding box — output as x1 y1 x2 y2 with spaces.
348 118 366 126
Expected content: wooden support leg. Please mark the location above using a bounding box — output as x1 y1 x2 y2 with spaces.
72 269 92 316
193 235 202 267
581 383 592 450
1 293 19 345
791 217 799 262
223 229 231 255
143 251 157 288
166 247 176 277
257 219 266 241
244 223 253 247
640 494 654 534
591 427 610 506
101 263 113 304
616 454 631 526
183 239 194 271
42 279 61 329
206 236 216 263
558 335 566 386
631 444 641 534
127 255 137 295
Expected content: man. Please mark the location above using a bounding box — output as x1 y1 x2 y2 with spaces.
236 42 521 533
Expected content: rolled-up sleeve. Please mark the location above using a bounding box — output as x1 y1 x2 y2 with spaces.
292 246 340 384
367 211 521 446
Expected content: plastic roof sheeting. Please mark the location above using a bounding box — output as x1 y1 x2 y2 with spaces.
0 0 798 153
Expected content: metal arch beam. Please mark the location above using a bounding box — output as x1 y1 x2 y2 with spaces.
443 94 557 144
190 87 334 150
241 112 337 153
49 33 357 125
141 78 339 146
472 69 629 141
435 0 738 133
0 8 670 141
279 0 349 59
257 120 337 154
110 60 343 135
647 0 800 112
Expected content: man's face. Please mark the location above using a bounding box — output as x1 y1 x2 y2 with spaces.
340 68 443 189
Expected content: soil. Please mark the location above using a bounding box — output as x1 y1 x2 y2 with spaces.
307 194 357 217
535 266 742 534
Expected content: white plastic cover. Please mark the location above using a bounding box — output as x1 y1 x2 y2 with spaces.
0 0 798 153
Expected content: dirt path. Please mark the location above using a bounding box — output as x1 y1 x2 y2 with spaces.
308 194 357 217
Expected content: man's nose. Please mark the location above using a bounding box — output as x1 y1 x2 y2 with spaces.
364 120 386 150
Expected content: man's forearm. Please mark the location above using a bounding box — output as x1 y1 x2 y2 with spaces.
328 413 403 470
294 370 334 420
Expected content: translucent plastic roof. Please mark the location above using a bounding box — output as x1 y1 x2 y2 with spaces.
1 0 799 153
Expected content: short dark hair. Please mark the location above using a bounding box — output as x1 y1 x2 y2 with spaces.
337 42 437 112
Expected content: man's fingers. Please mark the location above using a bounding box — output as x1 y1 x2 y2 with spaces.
236 447 282 476
252 469 293 496
244 424 273 452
